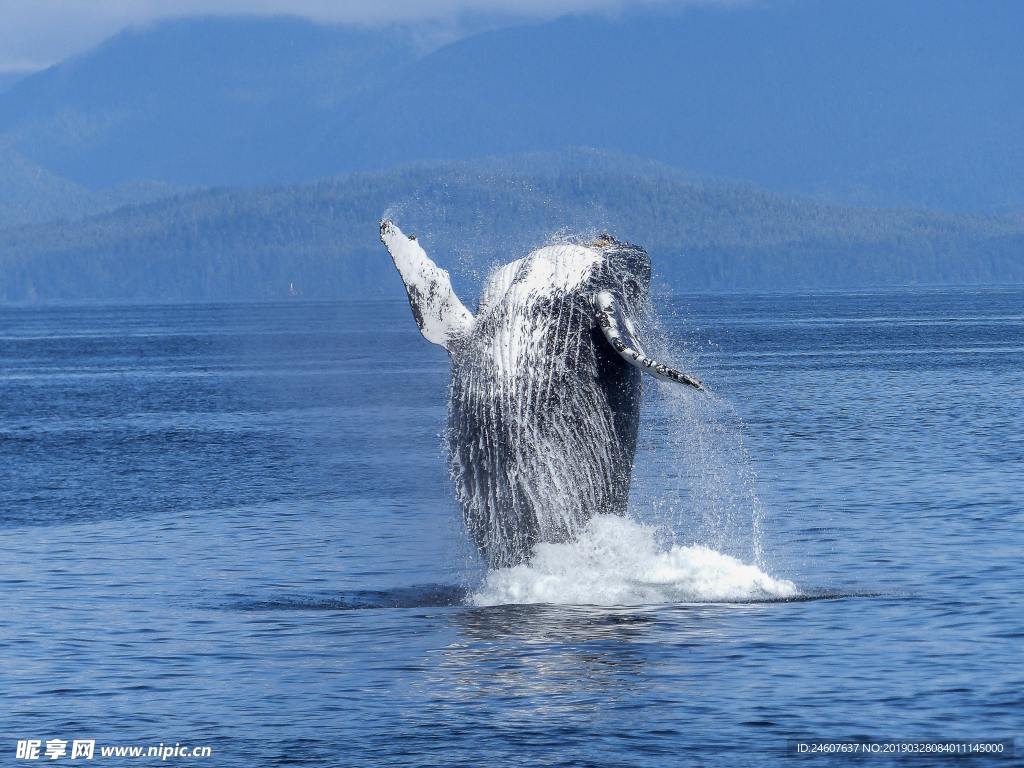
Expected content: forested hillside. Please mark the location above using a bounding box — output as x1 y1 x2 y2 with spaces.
2 153 1021 302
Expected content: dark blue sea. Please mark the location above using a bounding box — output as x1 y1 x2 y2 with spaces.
2 288 1021 766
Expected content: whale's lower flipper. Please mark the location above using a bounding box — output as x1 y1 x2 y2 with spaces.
593 290 704 390
380 220 475 350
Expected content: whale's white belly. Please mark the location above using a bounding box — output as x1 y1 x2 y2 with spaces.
479 244 601 382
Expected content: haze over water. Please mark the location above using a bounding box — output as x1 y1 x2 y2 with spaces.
1 288 1021 765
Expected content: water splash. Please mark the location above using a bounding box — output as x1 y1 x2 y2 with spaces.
642 385 768 565
471 515 797 606
633 293 770 568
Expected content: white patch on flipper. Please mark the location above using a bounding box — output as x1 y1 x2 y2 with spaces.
594 290 704 390
380 220 474 349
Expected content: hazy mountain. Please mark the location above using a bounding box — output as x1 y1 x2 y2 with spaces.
0 147 180 228
2 152 1021 303
0 149 98 224
0 70 31 94
0 2 1020 212
310 0 1023 213
0 16 419 187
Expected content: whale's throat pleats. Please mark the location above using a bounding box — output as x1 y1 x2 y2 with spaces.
447 245 642 568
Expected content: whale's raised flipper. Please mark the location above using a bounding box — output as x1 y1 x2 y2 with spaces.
380 220 475 350
593 290 704 390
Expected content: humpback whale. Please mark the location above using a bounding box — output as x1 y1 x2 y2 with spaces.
380 221 703 568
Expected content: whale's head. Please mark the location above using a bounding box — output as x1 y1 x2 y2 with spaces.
587 234 704 390
588 233 652 310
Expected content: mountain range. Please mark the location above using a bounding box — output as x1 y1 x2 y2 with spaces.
3 151 1021 303
0 1 1022 212
0 2 1021 302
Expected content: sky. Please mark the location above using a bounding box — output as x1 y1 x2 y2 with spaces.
0 0 721 72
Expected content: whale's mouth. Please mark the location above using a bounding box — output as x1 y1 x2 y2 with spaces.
470 515 799 607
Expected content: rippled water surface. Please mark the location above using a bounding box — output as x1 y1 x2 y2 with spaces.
2 289 1021 765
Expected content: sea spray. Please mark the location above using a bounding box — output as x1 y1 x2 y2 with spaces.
633 293 771 568
646 385 769 563
470 515 797 606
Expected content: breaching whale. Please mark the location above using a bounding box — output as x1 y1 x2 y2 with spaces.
380 220 703 568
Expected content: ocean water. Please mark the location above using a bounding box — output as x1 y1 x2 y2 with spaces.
1 288 1021 766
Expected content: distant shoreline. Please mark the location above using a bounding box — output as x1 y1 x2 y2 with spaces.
2 283 1023 310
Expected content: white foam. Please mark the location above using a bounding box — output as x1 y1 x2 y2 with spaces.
470 515 798 606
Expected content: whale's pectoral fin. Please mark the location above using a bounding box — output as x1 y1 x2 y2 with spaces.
379 220 475 350
593 290 704 391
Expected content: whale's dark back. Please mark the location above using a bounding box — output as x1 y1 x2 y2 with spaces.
446 245 643 568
